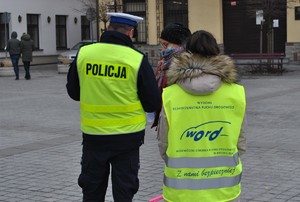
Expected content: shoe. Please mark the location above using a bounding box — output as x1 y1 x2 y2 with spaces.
15 77 19 80
25 75 31 80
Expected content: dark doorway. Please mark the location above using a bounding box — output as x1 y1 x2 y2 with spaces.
222 0 286 54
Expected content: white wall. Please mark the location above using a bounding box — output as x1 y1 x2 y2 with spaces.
0 0 96 59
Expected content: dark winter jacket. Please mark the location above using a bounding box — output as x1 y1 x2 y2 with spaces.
21 34 34 62
66 31 161 151
6 32 21 55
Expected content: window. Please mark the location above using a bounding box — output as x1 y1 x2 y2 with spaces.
27 14 40 49
56 15 67 49
295 6 300 20
0 12 10 51
123 0 146 43
81 16 90 40
163 0 188 26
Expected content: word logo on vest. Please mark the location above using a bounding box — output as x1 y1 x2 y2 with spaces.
85 62 129 80
180 121 231 142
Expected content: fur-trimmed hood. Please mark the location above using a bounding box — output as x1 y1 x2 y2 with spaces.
167 52 238 95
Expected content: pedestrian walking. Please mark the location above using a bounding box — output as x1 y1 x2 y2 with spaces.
6 31 21 80
20 33 34 80
157 30 247 202
66 12 161 202
151 23 191 128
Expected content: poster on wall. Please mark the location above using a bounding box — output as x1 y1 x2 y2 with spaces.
256 10 264 25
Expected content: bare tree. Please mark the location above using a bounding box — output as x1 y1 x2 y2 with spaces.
245 0 294 53
99 1 110 33
75 0 109 41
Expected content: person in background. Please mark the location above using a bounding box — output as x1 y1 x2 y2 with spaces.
157 30 247 202
151 23 191 128
6 31 21 80
66 12 160 202
20 33 34 80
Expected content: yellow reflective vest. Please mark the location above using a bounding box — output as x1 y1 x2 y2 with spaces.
162 83 246 202
77 43 146 135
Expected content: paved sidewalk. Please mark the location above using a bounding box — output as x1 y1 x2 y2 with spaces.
0 64 300 202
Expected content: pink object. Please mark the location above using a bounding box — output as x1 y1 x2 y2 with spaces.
149 194 163 202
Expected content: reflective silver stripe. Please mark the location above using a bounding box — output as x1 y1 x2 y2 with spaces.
164 174 241 190
166 153 239 168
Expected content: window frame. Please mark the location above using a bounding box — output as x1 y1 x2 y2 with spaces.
81 16 91 40
0 12 10 51
123 0 147 44
27 14 40 49
163 0 188 27
56 15 67 50
295 6 300 20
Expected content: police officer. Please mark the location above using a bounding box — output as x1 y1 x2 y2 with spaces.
157 30 246 202
66 12 161 202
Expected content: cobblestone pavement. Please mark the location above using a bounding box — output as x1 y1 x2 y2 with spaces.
0 64 300 202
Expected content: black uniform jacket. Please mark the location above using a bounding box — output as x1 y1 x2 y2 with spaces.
66 31 161 151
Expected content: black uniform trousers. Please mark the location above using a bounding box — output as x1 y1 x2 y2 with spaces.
78 148 140 202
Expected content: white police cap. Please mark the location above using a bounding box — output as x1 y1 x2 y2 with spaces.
107 12 143 27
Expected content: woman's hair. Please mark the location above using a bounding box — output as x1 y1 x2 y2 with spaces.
186 30 220 57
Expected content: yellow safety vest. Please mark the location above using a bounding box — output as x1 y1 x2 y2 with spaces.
77 43 146 135
162 83 246 202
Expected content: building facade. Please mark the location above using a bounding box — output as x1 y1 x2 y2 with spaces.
0 0 97 64
108 0 300 64
1 0 300 65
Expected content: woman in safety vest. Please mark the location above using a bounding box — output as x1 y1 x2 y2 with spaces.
157 30 247 202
